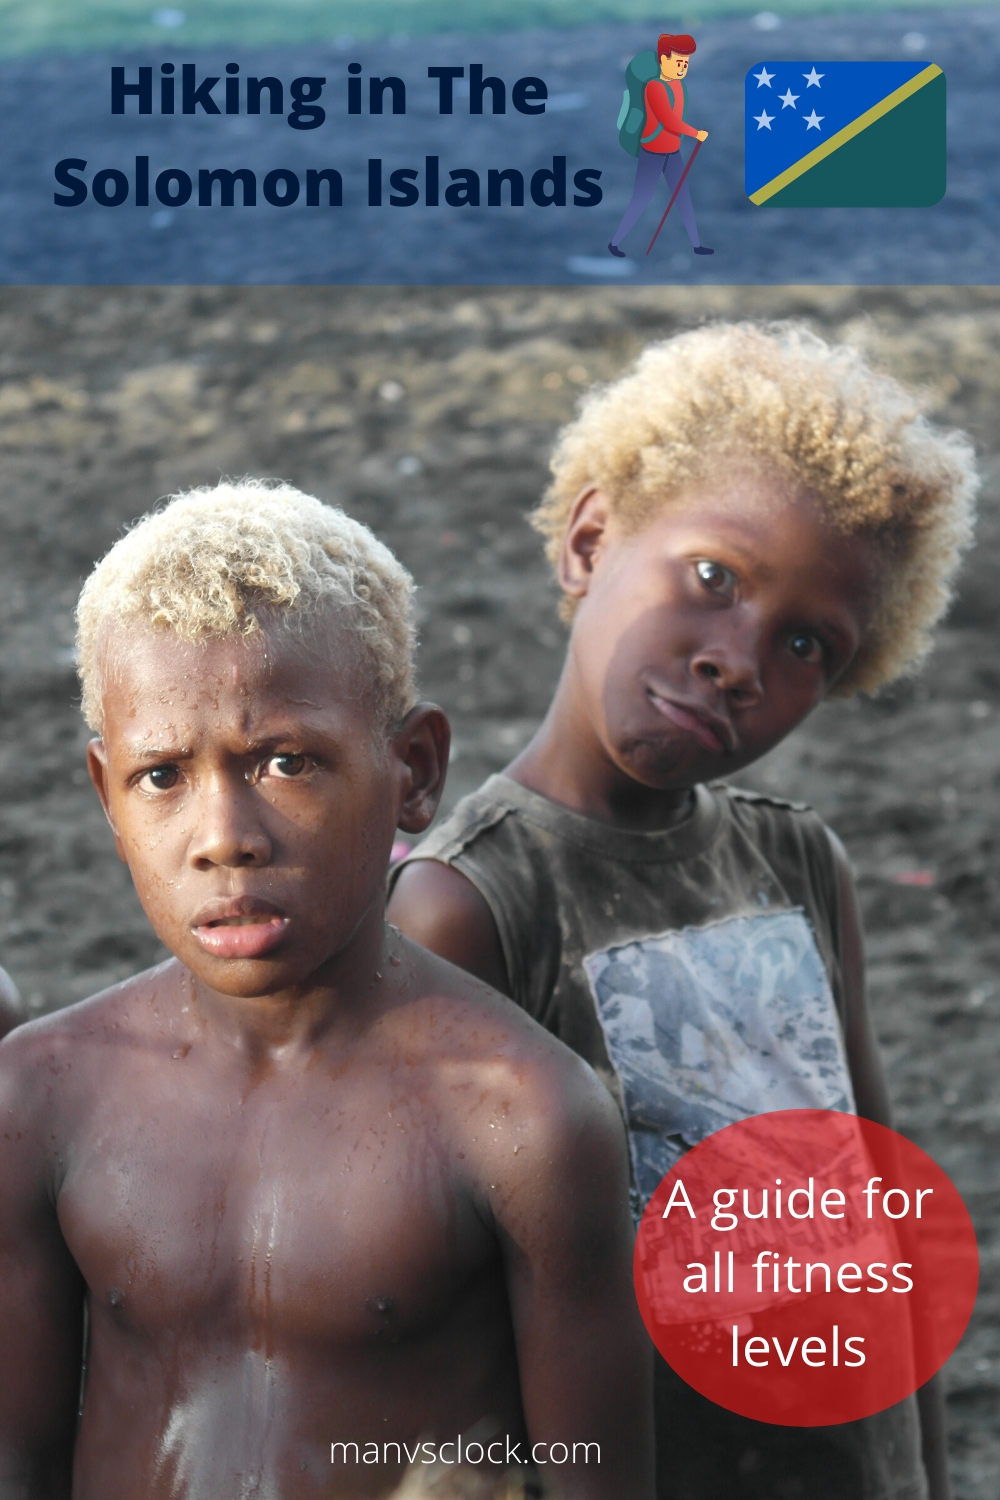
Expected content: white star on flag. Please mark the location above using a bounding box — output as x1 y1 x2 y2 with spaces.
803 67 824 87
753 67 774 87
754 109 774 130
779 88 799 108
804 109 824 129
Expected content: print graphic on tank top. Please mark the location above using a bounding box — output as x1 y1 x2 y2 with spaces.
583 909 855 1206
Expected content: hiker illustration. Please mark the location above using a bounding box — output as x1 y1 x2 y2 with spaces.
610 32 713 257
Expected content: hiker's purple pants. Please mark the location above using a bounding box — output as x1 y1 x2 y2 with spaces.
611 146 700 248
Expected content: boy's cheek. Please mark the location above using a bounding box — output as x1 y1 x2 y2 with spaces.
124 860 190 938
115 815 186 880
112 826 207 941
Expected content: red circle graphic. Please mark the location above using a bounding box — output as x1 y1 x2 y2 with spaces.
633 1110 978 1426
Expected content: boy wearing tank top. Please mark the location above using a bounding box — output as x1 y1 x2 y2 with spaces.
389 322 978 1500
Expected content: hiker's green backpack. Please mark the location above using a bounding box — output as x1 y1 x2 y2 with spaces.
617 51 659 156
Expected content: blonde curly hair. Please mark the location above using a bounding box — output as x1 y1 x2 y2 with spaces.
76 479 416 734
532 321 978 695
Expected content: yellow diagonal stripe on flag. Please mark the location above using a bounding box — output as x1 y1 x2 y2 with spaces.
749 63 943 206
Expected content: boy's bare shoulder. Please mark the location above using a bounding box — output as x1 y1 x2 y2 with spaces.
389 941 631 1242
392 935 581 1063
0 960 183 1107
389 936 621 1132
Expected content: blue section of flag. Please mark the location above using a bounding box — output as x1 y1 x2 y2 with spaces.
744 61 931 195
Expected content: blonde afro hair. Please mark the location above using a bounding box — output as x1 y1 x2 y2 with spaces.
76 479 416 733
533 321 978 695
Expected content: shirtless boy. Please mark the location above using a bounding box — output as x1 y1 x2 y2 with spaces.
388 323 978 1500
0 481 653 1499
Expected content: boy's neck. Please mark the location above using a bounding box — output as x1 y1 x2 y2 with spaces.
183 906 400 1064
505 669 696 834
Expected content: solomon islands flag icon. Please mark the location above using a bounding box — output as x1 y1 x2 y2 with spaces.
745 61 946 206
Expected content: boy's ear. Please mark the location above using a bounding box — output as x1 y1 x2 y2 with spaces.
558 486 613 602
392 704 451 836
86 739 129 863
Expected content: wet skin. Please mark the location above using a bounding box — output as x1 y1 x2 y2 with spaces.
0 628 652 1500
388 474 952 1499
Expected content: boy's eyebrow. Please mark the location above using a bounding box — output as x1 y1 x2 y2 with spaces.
117 741 193 761
813 615 859 649
115 720 344 761
676 509 777 547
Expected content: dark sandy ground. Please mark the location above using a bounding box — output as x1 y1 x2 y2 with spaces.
0 284 997 1493
2 6 999 283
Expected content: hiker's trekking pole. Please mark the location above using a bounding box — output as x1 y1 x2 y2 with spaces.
646 138 703 256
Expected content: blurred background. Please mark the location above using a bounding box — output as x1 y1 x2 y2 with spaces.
0 0 984 58
0 0 997 281
0 284 997 1491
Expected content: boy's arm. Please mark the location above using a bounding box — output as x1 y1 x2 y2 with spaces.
490 1049 654 1499
0 1040 86 1500
826 829 953 1500
388 860 511 995
827 830 893 1129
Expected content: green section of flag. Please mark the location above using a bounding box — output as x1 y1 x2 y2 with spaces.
764 71 946 207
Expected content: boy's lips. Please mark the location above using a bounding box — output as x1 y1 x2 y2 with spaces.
190 898 291 959
647 691 735 754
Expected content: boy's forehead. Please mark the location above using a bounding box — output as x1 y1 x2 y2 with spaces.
674 466 801 512
624 472 803 549
646 469 838 540
97 619 367 734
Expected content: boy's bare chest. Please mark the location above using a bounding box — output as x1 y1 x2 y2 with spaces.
57 1057 492 1346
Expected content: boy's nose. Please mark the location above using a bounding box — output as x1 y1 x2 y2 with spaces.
187 785 272 869
690 646 763 705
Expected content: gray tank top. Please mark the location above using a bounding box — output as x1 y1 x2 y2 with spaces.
395 775 855 1207
391 775 928 1500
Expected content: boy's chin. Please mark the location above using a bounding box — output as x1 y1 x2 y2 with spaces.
616 738 723 792
182 953 322 998
163 931 340 1000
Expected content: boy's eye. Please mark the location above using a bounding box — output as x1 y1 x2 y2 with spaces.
264 753 307 778
695 559 736 594
141 766 180 791
788 632 825 664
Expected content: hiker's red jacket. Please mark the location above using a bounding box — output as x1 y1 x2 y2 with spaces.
642 79 700 153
